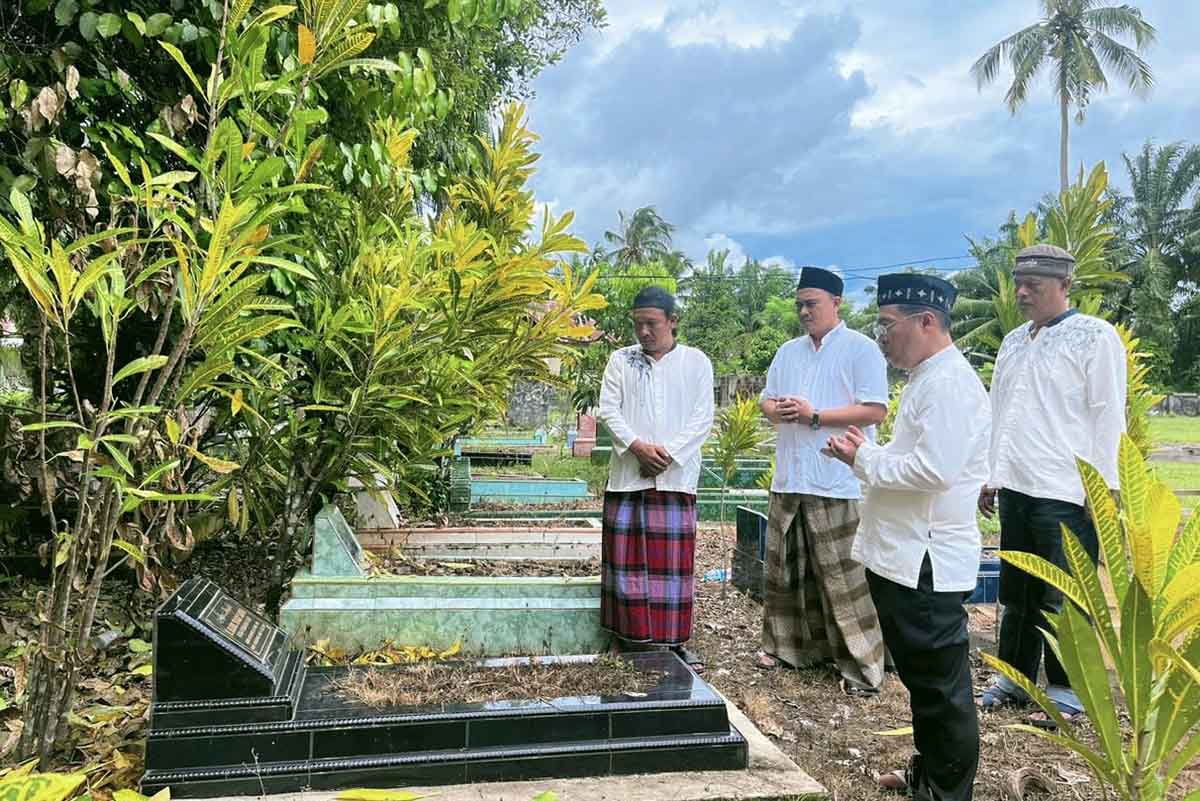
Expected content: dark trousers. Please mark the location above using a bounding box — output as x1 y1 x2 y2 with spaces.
868 556 978 801
997 489 1098 689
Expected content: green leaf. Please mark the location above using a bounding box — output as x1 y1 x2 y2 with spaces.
20 420 86 433
54 0 79 26
127 638 152 653
112 355 169 386
159 40 206 97
126 11 146 35
132 664 153 676
530 793 559 801
1119 576 1155 735
102 441 134 477
97 13 123 37
1053 603 1124 770
78 11 99 40
145 12 173 36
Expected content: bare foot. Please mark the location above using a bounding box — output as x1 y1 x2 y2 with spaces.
755 652 780 669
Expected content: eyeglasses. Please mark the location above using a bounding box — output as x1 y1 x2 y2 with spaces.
871 312 924 340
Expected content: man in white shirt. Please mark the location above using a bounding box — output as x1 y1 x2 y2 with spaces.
756 267 890 695
596 286 715 671
827 273 991 801
978 244 1126 727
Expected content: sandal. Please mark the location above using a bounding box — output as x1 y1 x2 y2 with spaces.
979 681 1028 710
840 677 880 697
755 652 780 670
672 645 706 674
1028 695 1085 731
877 768 911 795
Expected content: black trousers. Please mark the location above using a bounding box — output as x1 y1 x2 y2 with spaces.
997 489 1098 689
868 556 978 801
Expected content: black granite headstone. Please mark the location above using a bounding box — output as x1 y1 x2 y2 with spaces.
151 578 304 726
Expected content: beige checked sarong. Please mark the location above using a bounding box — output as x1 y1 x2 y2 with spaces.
760 492 885 690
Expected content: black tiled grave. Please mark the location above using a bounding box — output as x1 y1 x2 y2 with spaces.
142 578 747 797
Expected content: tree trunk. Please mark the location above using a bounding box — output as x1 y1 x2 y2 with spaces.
1059 90 1069 194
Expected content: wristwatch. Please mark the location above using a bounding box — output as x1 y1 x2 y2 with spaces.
809 411 821 430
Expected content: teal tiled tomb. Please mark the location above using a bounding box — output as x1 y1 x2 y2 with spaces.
279 507 606 656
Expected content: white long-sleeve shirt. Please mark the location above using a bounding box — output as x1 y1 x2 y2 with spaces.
989 312 1126 505
851 345 992 592
597 343 715 495
760 323 890 498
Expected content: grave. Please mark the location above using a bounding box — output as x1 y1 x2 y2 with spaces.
699 458 772 490
470 475 591 505
696 488 769 521
145 578 747 798
279 507 606 655
728 506 1004 605
731 506 768 601
453 430 548 456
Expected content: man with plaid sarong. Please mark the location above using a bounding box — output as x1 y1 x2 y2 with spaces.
597 286 714 670
757 266 889 695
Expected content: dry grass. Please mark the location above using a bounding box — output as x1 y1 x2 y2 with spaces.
328 656 663 708
367 552 600 577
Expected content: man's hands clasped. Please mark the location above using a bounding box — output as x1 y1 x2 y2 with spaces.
631 439 674 478
775 396 815 424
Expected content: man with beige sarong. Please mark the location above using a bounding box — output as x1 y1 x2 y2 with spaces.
756 266 889 694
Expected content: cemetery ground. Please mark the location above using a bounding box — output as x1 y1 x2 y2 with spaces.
5 524 1183 801
1 416 1197 799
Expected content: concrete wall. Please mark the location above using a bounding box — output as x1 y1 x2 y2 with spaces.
716 373 766 408
505 380 563 429
1153 394 1200 416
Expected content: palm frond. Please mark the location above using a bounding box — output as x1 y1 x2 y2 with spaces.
1088 30 1154 93
1083 5 1156 48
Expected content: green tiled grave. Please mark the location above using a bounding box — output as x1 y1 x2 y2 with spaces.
280 507 605 656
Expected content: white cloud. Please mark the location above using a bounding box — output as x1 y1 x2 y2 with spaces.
526 0 1200 277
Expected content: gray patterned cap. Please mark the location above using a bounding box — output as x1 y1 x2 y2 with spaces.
1013 244 1075 278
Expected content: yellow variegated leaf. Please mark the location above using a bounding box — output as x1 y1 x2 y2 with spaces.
438 640 461 659
999 551 1086 610
186 447 241 474
1166 506 1200 586
112 538 146 565
0 772 87 801
228 486 239 525
298 24 316 65
1077 458 1127 606
1146 482 1181 596
165 417 181 445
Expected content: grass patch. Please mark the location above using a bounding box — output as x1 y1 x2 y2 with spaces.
1152 461 1200 509
1149 415 1200 446
533 451 610 495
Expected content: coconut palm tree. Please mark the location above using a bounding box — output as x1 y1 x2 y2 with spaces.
1109 141 1200 383
602 206 676 268
971 0 1155 192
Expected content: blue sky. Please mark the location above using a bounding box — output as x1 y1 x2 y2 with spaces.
524 0 1200 296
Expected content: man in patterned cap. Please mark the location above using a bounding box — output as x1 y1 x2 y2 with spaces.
827 273 991 801
597 286 715 671
978 244 1126 728
756 266 890 697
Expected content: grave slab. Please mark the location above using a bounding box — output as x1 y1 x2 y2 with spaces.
281 508 605 655
193 691 825 801
145 579 749 797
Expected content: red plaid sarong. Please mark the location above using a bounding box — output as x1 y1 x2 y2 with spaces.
601 489 697 645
